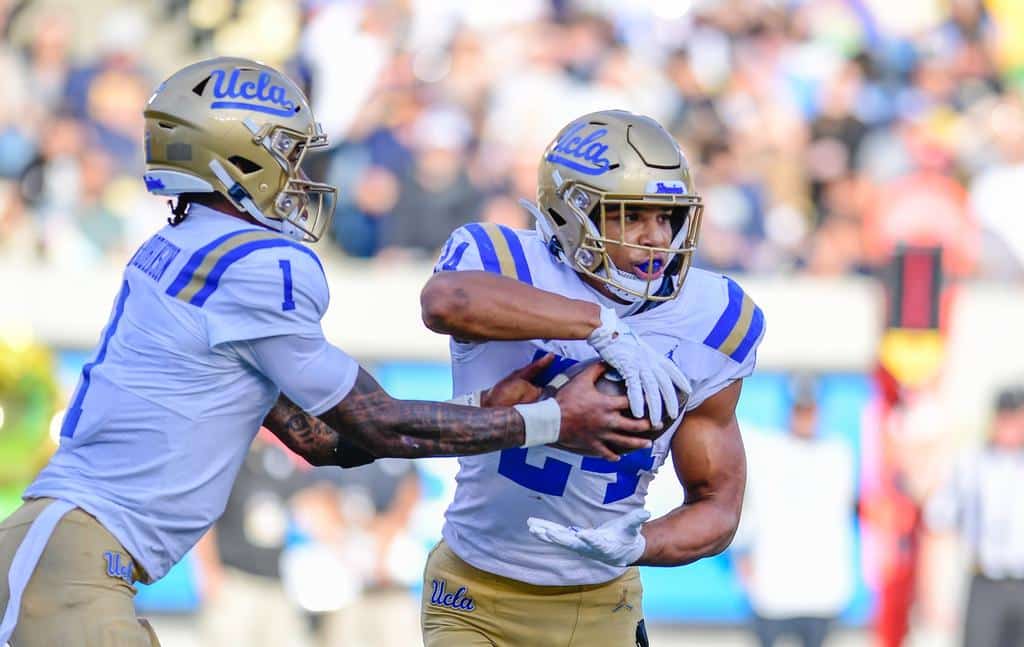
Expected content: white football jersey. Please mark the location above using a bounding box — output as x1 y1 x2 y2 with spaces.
434 223 765 586
25 205 358 581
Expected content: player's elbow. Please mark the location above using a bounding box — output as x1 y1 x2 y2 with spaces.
708 494 746 554
708 508 742 557
420 274 467 334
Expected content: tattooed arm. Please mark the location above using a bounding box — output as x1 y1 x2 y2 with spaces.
263 395 372 467
263 359 655 466
264 353 557 465
265 368 527 462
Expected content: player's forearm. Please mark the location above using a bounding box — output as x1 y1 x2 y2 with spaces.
263 394 346 466
635 499 742 567
317 370 527 458
265 392 516 464
421 271 601 341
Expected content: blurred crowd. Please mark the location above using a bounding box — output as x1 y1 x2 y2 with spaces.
1 0 1024 277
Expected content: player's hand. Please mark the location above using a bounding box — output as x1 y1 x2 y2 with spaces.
527 509 650 567
554 362 653 460
587 306 691 425
480 353 554 408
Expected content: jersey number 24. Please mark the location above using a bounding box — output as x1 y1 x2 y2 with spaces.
498 446 655 504
495 352 655 504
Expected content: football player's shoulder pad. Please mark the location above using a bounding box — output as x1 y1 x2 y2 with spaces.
177 230 329 346
434 222 537 286
677 268 765 366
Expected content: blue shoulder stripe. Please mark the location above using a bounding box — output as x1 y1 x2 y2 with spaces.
464 223 533 284
465 223 501 275
703 277 763 363
498 225 533 285
188 239 322 307
731 305 764 363
166 228 263 297
703 278 744 349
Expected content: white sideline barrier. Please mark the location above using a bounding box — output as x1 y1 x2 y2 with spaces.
3 261 1023 429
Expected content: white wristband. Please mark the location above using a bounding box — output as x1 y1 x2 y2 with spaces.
513 398 561 447
447 390 482 407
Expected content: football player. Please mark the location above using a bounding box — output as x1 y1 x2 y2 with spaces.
419 110 766 646
0 60 654 647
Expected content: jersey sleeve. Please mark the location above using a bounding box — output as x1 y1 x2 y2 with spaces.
433 223 536 285
192 242 330 348
685 275 766 409
233 333 360 415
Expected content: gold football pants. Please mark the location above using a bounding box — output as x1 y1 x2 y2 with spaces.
421 540 645 647
0 498 160 646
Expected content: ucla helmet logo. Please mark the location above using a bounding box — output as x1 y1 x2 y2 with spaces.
208 68 297 117
544 121 618 176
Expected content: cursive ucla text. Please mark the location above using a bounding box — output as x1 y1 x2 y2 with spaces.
209 69 296 117
545 122 613 176
430 579 476 612
103 551 133 584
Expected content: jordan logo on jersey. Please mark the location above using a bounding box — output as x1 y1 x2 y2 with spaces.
103 551 133 584
430 579 476 612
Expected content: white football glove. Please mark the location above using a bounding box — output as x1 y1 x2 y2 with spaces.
527 509 650 567
587 306 691 424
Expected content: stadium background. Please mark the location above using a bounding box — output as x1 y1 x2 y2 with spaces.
2 0 1024 645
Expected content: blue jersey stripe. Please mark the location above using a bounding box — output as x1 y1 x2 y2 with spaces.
731 305 765 362
166 228 263 297
189 238 322 307
703 278 744 350
465 223 501 275
498 225 533 285
61 281 131 438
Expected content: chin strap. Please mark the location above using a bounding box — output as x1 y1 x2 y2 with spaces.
208 159 304 241
520 199 554 242
521 197 647 315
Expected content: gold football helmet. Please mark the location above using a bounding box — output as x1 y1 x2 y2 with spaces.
529 110 703 302
143 57 337 242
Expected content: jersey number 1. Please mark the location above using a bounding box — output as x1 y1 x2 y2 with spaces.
278 259 296 311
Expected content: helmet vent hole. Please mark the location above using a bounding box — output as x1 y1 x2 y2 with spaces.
228 156 262 174
547 208 566 227
192 76 211 96
157 122 176 130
